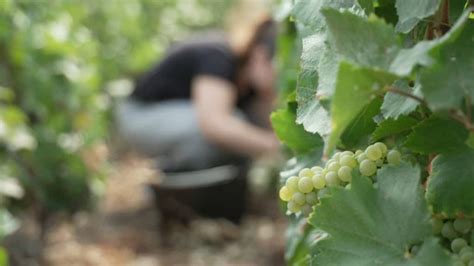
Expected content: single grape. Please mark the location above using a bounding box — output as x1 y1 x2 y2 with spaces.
366 145 382 161
328 162 341 172
279 186 293 201
325 159 336 167
312 174 326 189
462 252 474 264
461 246 474 255
292 192 306 205
345 183 351 190
298 176 313 193
311 166 323 174
442 222 458 239
374 142 388 155
301 204 313 217
432 218 444 234
317 188 330 198
286 176 300 193
387 150 401 165
332 152 342 161
338 166 352 182
321 168 329 176
340 155 357 168
305 192 318 205
355 150 363 156
357 152 368 163
299 168 314 178
325 171 340 186
287 200 302 213
454 218 472 234
359 159 377 176
452 238 468 253
341 151 354 157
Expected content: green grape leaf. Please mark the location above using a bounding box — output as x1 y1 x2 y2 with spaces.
404 116 469 154
327 62 397 155
322 8 401 70
316 43 339 98
357 0 374 14
420 11 474 110
292 0 358 31
426 148 474 216
381 80 423 119
341 98 382 148
309 163 451 265
271 107 324 154
286 217 327 266
372 116 419 141
395 0 442 33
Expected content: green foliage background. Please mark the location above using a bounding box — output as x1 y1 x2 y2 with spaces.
0 0 233 259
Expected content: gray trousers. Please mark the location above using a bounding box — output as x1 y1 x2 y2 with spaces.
115 99 242 171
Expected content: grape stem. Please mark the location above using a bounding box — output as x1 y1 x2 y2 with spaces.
449 109 474 132
385 86 427 105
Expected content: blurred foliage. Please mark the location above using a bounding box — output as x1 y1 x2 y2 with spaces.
0 0 233 250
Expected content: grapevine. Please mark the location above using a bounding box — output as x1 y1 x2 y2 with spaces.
272 0 474 265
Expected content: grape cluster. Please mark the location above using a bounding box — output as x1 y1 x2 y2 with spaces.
433 218 474 265
279 142 402 216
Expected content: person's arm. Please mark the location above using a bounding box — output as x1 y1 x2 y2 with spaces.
192 75 279 157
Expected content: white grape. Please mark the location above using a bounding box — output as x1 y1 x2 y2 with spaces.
451 238 468 253
341 151 354 157
311 166 323 174
340 155 357 168
292 192 306 205
312 174 326 189
366 145 382 161
279 186 293 201
317 188 330 198
332 152 342 161
327 162 340 172
357 152 368 163
325 171 340 186
301 204 313 217
387 150 401 165
453 218 472 234
432 218 443 234
374 142 388 155
287 200 302 213
286 176 300 193
337 166 352 182
305 192 318 204
359 159 377 176
441 222 458 239
355 150 363 156
462 252 474 264
298 176 313 193
299 168 314 178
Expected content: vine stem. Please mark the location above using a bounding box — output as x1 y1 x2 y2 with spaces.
385 86 427 105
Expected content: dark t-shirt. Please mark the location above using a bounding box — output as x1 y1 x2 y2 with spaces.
131 41 252 106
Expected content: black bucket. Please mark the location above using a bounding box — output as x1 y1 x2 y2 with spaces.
149 164 248 225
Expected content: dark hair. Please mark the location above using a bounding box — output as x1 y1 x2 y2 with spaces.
237 18 277 68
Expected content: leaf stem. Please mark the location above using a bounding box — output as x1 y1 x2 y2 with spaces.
385 86 427 106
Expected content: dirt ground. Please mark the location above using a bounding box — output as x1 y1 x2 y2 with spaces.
7 153 287 266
